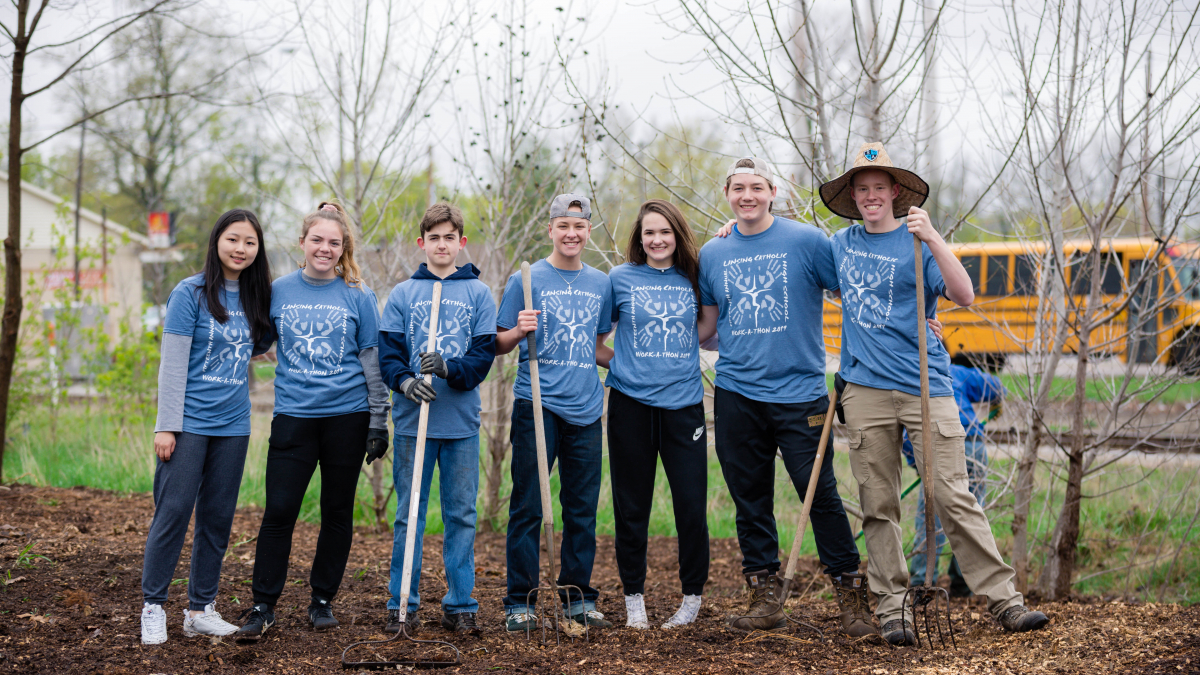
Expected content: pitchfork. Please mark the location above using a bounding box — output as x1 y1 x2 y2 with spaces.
342 282 462 670
901 234 956 650
519 261 589 645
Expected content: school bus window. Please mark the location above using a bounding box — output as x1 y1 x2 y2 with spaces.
961 255 981 293
1069 252 1122 295
1013 255 1038 295
986 255 1009 296
1175 258 1200 301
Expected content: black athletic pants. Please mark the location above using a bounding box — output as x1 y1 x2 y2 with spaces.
713 387 860 578
251 411 369 606
608 388 710 596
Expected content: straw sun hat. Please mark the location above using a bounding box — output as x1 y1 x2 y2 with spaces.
818 142 929 220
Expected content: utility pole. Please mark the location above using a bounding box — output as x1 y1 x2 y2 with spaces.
72 118 86 302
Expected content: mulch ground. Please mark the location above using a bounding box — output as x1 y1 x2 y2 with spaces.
0 484 1196 674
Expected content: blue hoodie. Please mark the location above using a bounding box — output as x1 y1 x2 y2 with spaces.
379 263 497 440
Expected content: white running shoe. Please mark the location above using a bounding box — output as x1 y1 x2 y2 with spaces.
182 603 239 637
141 603 168 645
661 594 702 629
624 594 650 629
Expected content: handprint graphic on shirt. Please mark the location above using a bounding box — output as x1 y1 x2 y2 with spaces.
634 288 694 352
411 302 472 370
543 294 600 361
841 256 894 327
203 318 252 381
726 259 787 329
281 306 348 372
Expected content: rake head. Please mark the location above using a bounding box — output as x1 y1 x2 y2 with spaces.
523 584 590 645
902 584 956 650
341 622 462 670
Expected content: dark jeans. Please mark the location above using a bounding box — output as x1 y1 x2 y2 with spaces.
503 399 602 614
142 433 249 610
608 388 709 596
251 412 368 606
713 387 860 578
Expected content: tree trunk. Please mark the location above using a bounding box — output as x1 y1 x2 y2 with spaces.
480 352 514 531
0 3 30 484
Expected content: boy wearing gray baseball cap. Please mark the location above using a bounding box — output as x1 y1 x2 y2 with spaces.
495 193 615 632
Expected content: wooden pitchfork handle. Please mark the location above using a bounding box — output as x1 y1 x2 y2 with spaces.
396 282 442 623
780 388 839 598
914 235 937 588
521 262 561 602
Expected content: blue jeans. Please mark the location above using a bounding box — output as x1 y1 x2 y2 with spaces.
910 436 988 584
388 434 480 614
503 399 602 615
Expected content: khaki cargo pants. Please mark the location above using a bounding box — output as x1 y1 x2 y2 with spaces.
841 382 1023 624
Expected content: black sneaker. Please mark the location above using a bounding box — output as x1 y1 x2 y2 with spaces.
442 611 481 636
308 597 339 631
385 609 419 635
236 603 275 643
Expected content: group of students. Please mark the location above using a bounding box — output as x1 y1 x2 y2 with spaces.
139 142 1050 648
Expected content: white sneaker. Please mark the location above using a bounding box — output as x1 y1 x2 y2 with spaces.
141 603 168 645
661 594 702 629
182 603 239 637
624 594 650 629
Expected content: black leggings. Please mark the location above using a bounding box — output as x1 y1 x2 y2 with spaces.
607 388 709 596
251 412 368 606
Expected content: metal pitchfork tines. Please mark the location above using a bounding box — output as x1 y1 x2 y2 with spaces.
520 261 589 646
904 233 955 650
341 282 462 670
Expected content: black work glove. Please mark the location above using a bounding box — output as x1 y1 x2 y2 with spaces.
399 377 437 404
365 428 389 464
834 373 847 425
418 351 449 379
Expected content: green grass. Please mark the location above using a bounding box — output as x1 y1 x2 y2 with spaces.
5 404 1198 603
997 374 1200 404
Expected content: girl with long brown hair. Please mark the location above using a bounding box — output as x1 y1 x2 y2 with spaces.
236 201 391 640
596 199 718 630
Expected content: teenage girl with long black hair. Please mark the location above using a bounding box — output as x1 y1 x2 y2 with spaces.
141 209 273 645
596 199 718 630
236 201 390 640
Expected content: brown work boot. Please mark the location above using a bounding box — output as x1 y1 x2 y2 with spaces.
832 572 879 638
727 570 786 632
998 605 1049 633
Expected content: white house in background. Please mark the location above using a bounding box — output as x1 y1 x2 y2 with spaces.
0 171 148 341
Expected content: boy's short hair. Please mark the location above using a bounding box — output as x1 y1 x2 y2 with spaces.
851 169 897 189
420 202 465 237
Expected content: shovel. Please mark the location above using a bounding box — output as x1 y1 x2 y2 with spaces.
901 235 956 650
520 261 588 645
342 281 462 669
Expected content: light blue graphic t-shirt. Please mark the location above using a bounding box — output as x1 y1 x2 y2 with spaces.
270 271 381 418
605 262 703 410
380 266 497 439
162 274 253 435
698 216 837 403
497 260 614 426
830 223 952 397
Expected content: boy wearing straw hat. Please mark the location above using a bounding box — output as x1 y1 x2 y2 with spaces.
819 143 1049 645
697 158 876 637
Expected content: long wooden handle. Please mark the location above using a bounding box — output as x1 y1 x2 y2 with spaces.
521 262 559 592
914 236 937 586
783 389 839 584
398 281 441 622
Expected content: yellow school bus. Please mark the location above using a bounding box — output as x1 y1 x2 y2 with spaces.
822 237 1200 372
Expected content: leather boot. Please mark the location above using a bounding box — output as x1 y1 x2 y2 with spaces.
832 572 879 638
728 570 786 632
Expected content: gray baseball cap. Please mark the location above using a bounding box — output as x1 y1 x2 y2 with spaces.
725 157 774 185
548 193 592 220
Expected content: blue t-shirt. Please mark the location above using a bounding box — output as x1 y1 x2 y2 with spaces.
830 224 952 397
698 216 838 403
605 262 703 410
950 364 1005 437
497 259 614 425
270 271 381 418
380 268 497 439
162 274 253 436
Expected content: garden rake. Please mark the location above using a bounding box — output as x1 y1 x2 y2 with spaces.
342 282 462 670
520 261 589 646
901 234 956 650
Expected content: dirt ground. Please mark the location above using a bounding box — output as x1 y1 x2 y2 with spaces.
0 484 1196 674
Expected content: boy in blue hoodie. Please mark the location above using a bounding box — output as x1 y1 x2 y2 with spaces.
378 202 497 636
